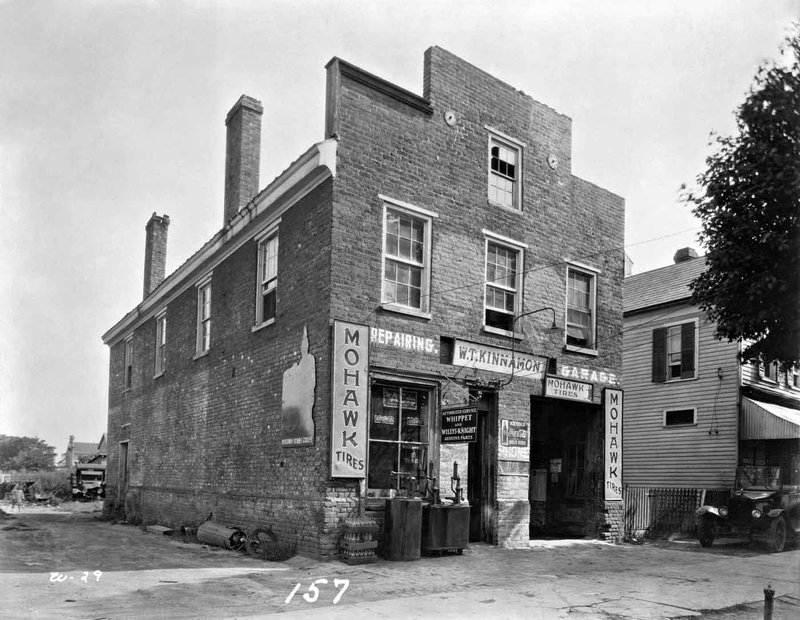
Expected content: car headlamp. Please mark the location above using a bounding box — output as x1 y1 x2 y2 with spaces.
719 507 728 517
751 509 762 519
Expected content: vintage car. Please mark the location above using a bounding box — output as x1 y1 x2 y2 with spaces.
696 466 800 552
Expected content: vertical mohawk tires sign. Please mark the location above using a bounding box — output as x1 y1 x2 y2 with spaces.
604 388 623 501
331 321 369 478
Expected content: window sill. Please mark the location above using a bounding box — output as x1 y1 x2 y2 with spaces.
564 344 598 357
482 325 523 340
487 198 522 213
380 303 431 320
662 423 698 429
252 318 276 333
664 375 698 383
193 350 209 361
153 371 164 380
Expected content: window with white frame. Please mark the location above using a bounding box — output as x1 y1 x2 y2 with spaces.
154 311 166 376
484 235 524 333
381 198 434 315
651 320 697 382
664 408 696 427
487 130 523 209
761 360 778 382
196 278 211 355
256 232 278 326
566 267 596 350
123 336 134 390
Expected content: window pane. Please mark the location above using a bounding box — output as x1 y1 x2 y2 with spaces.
263 289 276 322
371 387 400 441
368 442 397 490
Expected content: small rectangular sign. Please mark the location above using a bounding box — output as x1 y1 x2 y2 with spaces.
545 375 594 402
500 419 529 447
331 321 369 478
441 405 478 443
604 388 623 501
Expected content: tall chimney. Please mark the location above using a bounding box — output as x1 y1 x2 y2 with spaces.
66 435 75 470
673 247 698 264
224 95 263 226
143 212 170 299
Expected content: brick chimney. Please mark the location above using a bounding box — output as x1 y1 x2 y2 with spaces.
143 213 170 299
66 435 75 470
224 95 263 226
673 247 699 264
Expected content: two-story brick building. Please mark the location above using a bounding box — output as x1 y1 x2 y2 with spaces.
102 47 625 557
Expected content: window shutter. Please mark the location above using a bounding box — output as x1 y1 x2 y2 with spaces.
681 322 696 379
652 327 667 382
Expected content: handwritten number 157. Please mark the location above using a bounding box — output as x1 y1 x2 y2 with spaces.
285 578 349 604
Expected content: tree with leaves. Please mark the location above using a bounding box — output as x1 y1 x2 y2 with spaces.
684 27 800 368
0 435 56 471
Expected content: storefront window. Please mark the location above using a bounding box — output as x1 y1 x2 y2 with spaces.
368 383 429 495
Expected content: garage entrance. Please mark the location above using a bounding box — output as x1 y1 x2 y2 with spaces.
529 397 601 537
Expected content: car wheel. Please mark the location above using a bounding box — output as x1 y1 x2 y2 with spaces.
698 520 715 547
767 517 787 553
246 527 277 559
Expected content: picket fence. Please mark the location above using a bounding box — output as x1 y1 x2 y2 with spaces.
623 486 732 538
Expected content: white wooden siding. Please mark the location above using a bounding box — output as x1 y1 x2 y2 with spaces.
622 305 740 488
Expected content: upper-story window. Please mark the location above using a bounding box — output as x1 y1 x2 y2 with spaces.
381 196 436 317
483 231 525 334
196 276 212 356
154 311 166 377
123 336 134 390
652 319 697 382
760 360 778 382
256 231 279 327
566 265 597 352
791 366 799 389
487 129 524 210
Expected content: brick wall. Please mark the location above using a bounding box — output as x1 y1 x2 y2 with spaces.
105 181 363 557
326 46 624 545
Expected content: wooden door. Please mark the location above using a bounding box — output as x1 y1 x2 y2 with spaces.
467 390 496 543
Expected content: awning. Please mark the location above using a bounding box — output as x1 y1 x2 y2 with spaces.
740 397 800 440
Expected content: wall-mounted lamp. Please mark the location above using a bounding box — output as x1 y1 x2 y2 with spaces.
499 307 560 388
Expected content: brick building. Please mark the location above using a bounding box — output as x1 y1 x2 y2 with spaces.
102 47 625 557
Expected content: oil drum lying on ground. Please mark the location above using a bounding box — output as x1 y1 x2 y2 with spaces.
197 521 246 550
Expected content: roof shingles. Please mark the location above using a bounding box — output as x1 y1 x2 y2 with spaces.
624 256 707 313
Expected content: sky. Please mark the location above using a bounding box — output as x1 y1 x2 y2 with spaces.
0 0 796 457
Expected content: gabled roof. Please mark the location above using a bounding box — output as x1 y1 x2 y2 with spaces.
101 139 337 347
71 442 99 457
624 256 707 314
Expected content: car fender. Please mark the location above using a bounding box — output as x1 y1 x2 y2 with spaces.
696 506 723 519
767 508 785 519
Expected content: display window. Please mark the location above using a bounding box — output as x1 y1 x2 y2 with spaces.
367 382 431 496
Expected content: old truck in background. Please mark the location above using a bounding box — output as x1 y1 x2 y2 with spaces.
71 462 106 501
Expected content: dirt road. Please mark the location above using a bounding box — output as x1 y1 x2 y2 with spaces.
2 502 799 619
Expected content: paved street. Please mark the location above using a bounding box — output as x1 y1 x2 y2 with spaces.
1 504 798 619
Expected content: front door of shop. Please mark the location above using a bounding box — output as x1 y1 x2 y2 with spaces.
467 390 496 543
